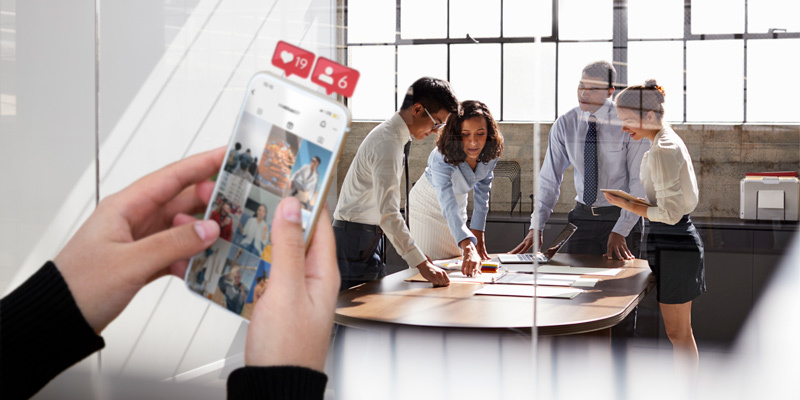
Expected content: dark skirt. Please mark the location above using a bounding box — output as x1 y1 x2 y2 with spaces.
646 214 706 304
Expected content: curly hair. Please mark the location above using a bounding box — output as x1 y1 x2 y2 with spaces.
437 100 504 166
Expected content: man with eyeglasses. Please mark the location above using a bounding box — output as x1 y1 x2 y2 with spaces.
333 77 459 290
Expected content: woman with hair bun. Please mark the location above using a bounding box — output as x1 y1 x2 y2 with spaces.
604 79 705 370
409 100 504 277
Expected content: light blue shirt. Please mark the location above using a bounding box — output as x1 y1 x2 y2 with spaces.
532 99 649 237
424 148 498 246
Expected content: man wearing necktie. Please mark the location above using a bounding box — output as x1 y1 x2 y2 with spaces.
333 77 459 290
510 61 648 262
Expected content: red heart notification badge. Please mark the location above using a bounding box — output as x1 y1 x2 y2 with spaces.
271 41 315 79
310 57 360 98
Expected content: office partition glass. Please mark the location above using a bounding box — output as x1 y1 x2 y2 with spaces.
3 0 800 398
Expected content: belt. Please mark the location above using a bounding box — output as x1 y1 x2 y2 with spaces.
333 219 383 234
574 202 619 217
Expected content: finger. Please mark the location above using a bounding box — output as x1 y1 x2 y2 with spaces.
464 263 476 277
623 247 634 260
125 219 220 281
510 241 528 254
119 147 226 208
303 205 340 298
267 197 307 294
173 213 199 227
162 180 218 219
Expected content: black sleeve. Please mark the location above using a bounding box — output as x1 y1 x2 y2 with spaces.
0 261 105 400
227 366 328 400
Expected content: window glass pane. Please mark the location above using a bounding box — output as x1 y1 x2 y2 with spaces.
692 0 744 34
686 40 743 122
397 45 449 109
627 41 684 122
749 0 800 33
556 42 613 116
747 38 800 123
450 44 501 117
347 0 396 43
504 0 552 38
503 43 556 121
402 0 447 39
628 0 683 39
450 0 500 39
558 0 612 40
348 46 396 120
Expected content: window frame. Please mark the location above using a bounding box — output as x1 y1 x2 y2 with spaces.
343 0 800 123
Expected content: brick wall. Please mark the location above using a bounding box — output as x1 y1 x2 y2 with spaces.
339 122 800 218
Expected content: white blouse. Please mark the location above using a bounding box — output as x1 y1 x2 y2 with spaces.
641 127 699 225
241 217 269 248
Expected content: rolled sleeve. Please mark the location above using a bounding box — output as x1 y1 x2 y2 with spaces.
612 137 649 236
647 145 686 225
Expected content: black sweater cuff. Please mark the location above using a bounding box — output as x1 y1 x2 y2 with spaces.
227 365 328 400
1 261 105 400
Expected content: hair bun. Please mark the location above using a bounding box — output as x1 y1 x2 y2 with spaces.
644 79 666 98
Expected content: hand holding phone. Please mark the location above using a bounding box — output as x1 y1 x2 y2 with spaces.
185 72 350 320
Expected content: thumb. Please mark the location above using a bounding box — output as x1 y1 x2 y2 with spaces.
126 219 220 280
268 197 306 293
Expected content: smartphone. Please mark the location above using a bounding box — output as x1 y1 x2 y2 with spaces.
184 71 350 320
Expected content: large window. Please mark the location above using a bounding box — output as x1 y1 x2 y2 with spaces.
345 0 800 123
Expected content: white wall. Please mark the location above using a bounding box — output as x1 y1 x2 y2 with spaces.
1 0 338 397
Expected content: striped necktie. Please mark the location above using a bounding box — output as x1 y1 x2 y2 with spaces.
583 115 598 207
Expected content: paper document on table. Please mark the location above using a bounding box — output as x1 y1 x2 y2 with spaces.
432 259 500 271
537 265 622 276
475 285 582 299
495 273 598 288
405 271 504 284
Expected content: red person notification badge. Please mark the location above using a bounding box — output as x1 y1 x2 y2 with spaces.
310 57 360 98
271 41 315 79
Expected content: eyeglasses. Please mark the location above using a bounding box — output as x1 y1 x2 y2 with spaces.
424 107 446 130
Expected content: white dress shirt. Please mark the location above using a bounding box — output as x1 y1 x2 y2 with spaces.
641 127 699 225
333 112 426 268
532 99 649 237
290 163 319 199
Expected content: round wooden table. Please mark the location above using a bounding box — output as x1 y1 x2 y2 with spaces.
335 254 655 335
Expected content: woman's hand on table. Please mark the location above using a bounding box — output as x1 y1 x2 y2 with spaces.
459 239 482 277
471 229 490 260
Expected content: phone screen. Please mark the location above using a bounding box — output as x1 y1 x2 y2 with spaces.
184 72 350 320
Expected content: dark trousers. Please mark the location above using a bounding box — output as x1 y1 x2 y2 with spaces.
563 204 643 258
562 203 645 339
333 224 387 291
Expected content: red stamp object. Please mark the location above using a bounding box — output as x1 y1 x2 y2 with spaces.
310 57 360 97
271 41 315 79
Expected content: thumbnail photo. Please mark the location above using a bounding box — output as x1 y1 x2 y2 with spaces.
283 140 333 211
254 125 301 196
224 112 269 183
232 186 281 257
210 246 260 316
